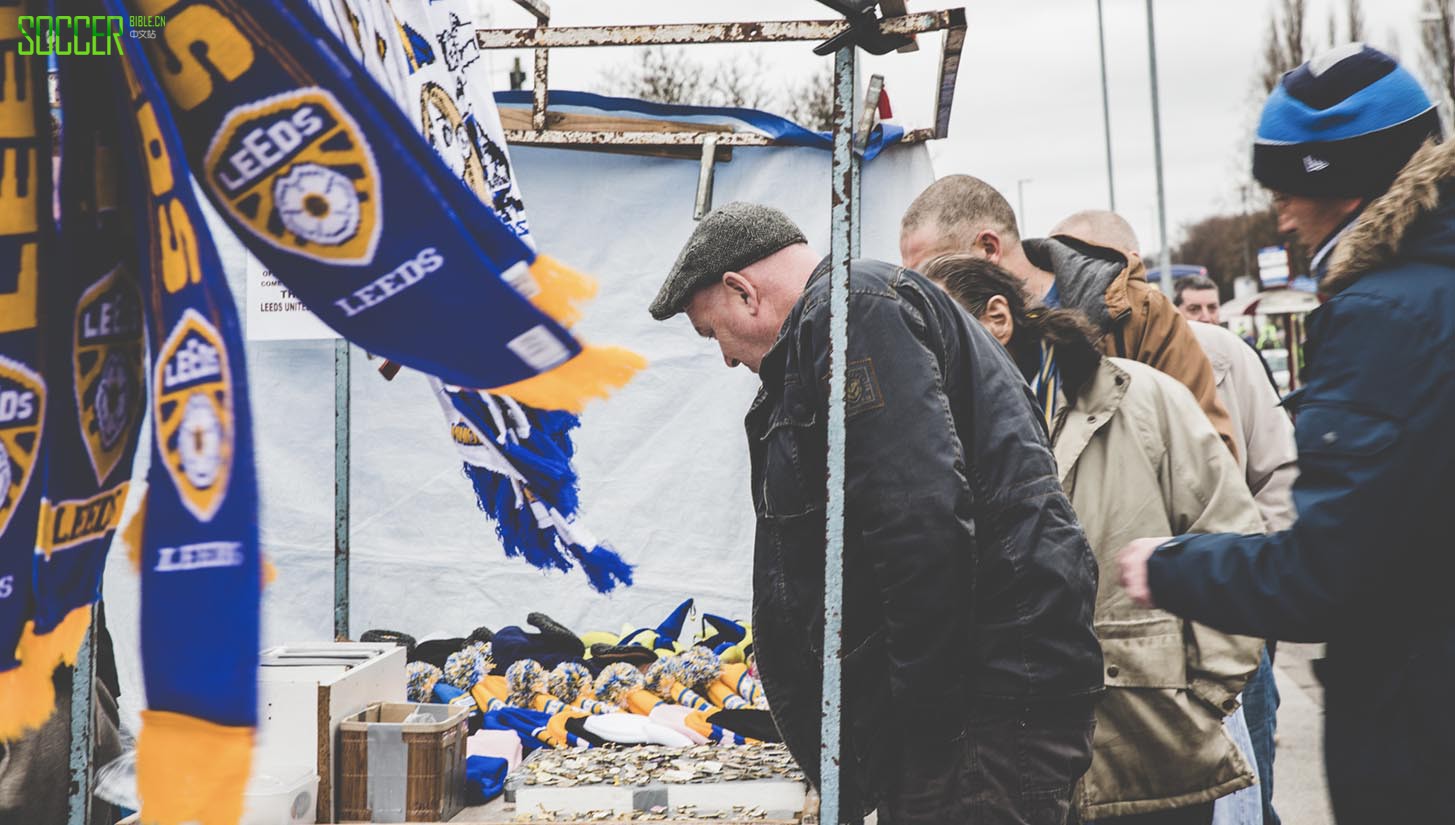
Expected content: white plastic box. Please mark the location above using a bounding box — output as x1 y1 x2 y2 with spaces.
241 764 319 825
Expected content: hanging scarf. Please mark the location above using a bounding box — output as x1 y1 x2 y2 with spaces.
325 0 637 590
125 0 639 405
0 0 54 740
1029 338 1061 431
21 30 148 702
98 3 264 820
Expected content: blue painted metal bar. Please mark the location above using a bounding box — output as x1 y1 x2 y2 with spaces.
334 339 351 641
821 43 857 825
66 605 96 825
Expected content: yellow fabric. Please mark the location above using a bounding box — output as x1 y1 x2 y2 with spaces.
624 689 662 717
527 255 597 329
579 631 618 655
490 345 646 414
21 603 91 670
0 623 57 741
137 709 253 825
121 484 147 570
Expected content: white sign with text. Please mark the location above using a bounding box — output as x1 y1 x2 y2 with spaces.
245 254 341 341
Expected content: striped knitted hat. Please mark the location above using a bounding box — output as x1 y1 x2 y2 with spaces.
1254 43 1441 198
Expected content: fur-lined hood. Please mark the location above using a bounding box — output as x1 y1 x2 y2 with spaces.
1326 139 1455 293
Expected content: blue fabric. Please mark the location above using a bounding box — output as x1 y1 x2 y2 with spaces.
107 1 263 726
1146 194 1455 821
117 1 585 390
1258 56 1433 143
465 756 509 805
1212 702 1262 825
494 90 905 162
30 48 146 646
481 706 553 752
0 26 49 678
1242 650 1281 825
1041 281 1060 308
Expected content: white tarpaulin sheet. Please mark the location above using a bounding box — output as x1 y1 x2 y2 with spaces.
103 127 935 730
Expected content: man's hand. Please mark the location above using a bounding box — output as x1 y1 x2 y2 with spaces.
1118 537 1170 608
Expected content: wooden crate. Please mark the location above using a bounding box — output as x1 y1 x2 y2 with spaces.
337 703 468 822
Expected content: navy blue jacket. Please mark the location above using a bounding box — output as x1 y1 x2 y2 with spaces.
1146 140 1455 824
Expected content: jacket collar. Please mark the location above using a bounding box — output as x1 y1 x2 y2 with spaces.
1325 139 1455 293
1051 358 1129 485
1025 237 1138 330
750 256 833 412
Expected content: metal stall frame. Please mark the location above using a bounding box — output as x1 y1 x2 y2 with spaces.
472 5 964 824
64 3 964 822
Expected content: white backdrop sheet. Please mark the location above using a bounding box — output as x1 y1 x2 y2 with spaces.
102 138 935 732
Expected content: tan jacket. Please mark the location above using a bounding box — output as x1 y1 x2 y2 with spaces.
1052 357 1265 820
1190 322 1299 531
1033 237 1240 464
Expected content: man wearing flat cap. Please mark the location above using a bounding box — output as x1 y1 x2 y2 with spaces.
651 202 1103 825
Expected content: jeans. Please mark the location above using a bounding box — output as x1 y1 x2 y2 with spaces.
878 701 1097 825
1241 649 1280 825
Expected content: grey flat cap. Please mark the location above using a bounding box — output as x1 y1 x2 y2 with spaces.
649 202 807 320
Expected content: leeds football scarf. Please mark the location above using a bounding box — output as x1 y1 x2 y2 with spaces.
336 0 637 590
22 34 147 696
123 0 640 406
0 0 54 740
105 6 263 821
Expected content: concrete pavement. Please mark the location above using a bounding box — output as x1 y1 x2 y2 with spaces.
1269 643 1334 825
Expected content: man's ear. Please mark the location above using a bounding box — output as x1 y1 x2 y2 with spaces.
722 271 760 314
975 230 1004 265
984 294 1014 345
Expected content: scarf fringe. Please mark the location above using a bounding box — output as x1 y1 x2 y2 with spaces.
23 604 92 671
527 255 598 329
491 345 646 414
137 709 253 825
0 627 58 741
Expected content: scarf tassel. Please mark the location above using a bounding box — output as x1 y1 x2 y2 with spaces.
527 255 598 330
490 345 646 415
0 625 58 741
136 709 253 825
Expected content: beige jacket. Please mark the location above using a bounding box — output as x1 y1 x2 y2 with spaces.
1053 357 1265 820
1189 322 1299 531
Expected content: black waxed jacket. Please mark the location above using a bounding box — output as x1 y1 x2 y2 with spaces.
746 258 1103 817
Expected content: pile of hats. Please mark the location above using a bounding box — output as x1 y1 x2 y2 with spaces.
361 599 774 752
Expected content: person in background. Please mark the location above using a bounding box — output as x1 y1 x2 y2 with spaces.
899 176 1238 461
1056 209 1298 825
1117 44 1453 823
924 254 1263 825
1173 275 1223 324
650 202 1103 825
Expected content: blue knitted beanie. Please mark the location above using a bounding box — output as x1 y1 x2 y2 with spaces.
1254 43 1441 197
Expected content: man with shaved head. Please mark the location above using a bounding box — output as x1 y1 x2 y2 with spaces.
900 175 1237 459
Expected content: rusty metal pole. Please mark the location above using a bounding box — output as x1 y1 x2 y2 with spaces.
334 341 350 641
822 42 857 825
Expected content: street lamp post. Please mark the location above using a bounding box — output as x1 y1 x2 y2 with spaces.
1096 0 1116 211
1145 0 1174 298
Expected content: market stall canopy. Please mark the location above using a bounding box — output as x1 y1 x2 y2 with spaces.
102 92 936 734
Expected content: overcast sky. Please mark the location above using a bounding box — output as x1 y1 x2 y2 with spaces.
482 0 1434 253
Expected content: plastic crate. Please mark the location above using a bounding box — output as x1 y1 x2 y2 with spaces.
337 703 468 822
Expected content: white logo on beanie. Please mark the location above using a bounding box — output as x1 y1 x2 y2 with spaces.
1310 42 1365 76
1303 155 1331 172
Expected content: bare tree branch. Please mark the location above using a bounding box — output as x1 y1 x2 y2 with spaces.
1419 0 1455 132
1346 0 1364 42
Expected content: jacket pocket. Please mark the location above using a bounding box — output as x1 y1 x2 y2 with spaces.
1293 402 1398 458
756 380 822 519
1097 617 1187 689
